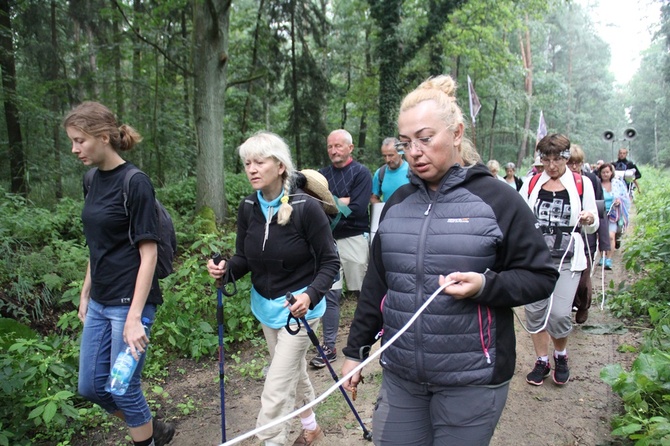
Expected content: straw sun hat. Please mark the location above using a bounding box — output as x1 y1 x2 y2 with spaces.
299 169 339 215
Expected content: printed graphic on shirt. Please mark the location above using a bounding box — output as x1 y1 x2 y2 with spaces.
534 194 571 227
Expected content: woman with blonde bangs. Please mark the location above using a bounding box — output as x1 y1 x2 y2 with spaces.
341 76 558 445
207 131 339 446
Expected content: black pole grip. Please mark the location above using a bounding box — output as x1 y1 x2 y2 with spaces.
217 303 224 325
307 330 319 345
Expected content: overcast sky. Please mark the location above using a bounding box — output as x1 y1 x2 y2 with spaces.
579 0 662 84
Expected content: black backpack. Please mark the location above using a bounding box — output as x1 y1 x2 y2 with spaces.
84 167 177 279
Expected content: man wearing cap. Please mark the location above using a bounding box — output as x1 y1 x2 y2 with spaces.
311 129 372 368
370 137 410 204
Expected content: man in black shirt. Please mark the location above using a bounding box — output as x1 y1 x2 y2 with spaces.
612 147 641 194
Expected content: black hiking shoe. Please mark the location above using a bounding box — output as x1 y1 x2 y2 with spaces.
526 359 551 386
153 418 175 446
553 354 570 385
309 345 337 368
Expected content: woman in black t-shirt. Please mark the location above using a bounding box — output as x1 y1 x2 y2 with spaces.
64 101 174 446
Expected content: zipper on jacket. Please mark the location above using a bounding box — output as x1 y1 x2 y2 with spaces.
262 205 273 251
414 192 439 382
478 305 492 364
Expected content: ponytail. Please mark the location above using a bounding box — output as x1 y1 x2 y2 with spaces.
276 176 293 225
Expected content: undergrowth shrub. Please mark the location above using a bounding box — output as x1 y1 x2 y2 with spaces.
0 194 87 327
0 329 82 445
0 173 261 442
602 170 670 445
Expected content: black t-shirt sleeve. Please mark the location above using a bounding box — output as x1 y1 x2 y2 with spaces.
126 174 160 245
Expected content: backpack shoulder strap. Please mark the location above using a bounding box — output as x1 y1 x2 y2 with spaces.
121 167 147 245
528 172 583 197
378 164 387 192
527 173 541 196
572 171 583 197
83 168 98 196
122 167 145 216
241 198 255 229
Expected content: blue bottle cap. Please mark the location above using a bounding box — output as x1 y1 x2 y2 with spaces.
141 316 151 325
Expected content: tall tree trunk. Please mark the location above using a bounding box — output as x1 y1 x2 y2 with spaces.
371 0 464 139
565 30 573 136
358 111 367 151
86 25 99 98
194 0 230 221
49 0 63 199
0 0 26 195
152 51 164 184
112 0 124 120
428 39 443 77
340 67 350 129
132 0 144 168
370 0 402 140
654 107 659 167
517 20 533 167
181 8 191 131
237 0 265 173
289 0 302 166
359 24 372 150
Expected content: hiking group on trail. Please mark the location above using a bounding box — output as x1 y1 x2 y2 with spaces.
69 75 639 446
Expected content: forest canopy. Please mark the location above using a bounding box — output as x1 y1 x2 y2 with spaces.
0 0 666 218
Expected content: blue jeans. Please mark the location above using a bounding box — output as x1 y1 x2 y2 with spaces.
78 299 156 427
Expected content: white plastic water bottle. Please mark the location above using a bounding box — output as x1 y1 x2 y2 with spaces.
104 317 150 396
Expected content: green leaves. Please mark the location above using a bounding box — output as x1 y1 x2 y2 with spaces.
601 170 670 444
0 335 80 441
603 352 670 444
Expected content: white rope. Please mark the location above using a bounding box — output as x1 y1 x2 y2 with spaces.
589 238 607 311
600 258 606 310
590 248 600 278
220 281 454 446
513 220 580 334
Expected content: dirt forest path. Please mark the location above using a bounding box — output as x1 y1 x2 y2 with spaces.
69 247 638 446
153 245 639 446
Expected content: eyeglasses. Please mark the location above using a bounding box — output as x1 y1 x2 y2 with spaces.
395 128 448 153
540 157 567 166
567 160 582 167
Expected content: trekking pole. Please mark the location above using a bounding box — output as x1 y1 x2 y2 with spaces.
285 292 373 441
212 253 238 444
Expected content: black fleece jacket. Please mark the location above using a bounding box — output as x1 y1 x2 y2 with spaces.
226 190 339 308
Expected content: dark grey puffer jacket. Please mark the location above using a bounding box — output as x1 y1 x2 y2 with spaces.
343 163 558 386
